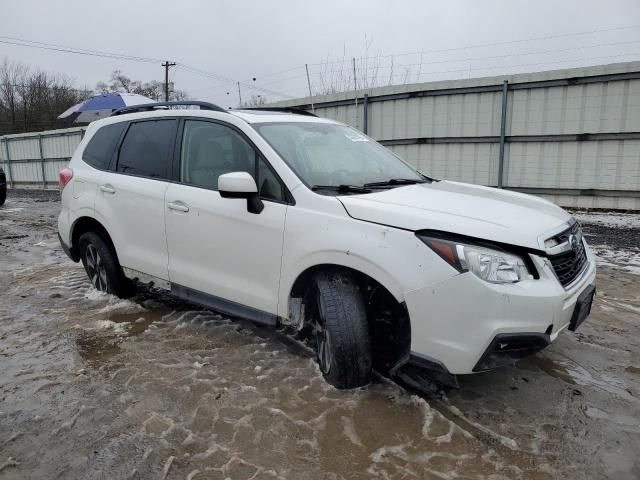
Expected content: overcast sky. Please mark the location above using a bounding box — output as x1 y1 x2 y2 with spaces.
2 0 639 108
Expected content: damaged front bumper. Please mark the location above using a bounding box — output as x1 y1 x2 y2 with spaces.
400 248 597 378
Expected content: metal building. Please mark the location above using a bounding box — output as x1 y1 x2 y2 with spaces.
273 61 640 210
1 61 639 210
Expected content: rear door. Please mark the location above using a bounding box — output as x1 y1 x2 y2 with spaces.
93 118 177 281
164 119 289 320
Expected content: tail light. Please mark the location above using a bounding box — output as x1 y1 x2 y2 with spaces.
59 168 73 191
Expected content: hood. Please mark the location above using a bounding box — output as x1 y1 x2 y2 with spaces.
338 181 572 250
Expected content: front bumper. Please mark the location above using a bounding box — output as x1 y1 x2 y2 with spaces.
403 246 597 375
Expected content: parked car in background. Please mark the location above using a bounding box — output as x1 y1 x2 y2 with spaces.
0 167 6 206
57 101 596 390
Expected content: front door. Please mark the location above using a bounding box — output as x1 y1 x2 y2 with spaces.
165 119 289 321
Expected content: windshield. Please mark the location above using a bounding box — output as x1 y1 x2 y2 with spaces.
252 122 425 190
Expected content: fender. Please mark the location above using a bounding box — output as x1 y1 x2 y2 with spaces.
278 250 405 319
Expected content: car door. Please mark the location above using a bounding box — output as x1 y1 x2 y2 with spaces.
93 118 177 282
164 119 289 322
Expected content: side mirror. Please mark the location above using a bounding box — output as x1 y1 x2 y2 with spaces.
218 172 264 214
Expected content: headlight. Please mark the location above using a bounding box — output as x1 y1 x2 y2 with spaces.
417 234 533 284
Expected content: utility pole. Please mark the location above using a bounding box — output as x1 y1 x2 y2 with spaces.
237 81 242 106
353 57 359 129
305 64 314 113
162 61 176 102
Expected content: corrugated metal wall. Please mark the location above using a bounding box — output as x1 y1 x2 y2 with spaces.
2 62 639 209
0 127 85 188
274 61 640 210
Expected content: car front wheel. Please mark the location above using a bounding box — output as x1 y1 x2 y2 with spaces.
311 271 372 389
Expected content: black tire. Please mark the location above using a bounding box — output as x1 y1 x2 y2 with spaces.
79 232 134 298
310 271 372 389
0 168 6 206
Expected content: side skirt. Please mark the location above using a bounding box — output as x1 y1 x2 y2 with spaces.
122 267 171 290
171 283 278 327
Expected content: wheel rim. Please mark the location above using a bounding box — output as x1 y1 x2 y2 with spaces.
314 291 332 375
85 244 108 292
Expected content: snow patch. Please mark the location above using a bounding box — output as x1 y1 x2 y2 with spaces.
573 211 640 229
94 320 128 334
98 299 146 315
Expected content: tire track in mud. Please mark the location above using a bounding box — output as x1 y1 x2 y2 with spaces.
2 260 561 480
2 193 639 479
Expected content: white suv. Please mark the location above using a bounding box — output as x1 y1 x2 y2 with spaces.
58 101 596 389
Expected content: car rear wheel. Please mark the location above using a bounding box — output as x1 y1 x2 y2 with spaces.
79 232 134 298
310 271 372 389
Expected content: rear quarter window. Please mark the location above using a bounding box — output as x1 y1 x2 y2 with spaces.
82 122 127 170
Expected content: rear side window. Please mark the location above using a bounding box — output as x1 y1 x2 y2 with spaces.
117 120 176 179
82 122 126 170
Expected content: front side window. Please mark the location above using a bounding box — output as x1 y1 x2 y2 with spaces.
180 120 285 201
83 122 126 170
253 122 425 191
117 120 176 179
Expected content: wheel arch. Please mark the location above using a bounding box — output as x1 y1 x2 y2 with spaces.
284 261 411 375
70 216 119 262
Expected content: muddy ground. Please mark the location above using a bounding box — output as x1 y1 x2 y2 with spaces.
0 190 638 480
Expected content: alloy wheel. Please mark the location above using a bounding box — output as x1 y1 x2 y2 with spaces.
85 244 108 292
314 292 332 374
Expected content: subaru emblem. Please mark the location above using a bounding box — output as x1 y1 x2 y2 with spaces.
569 234 578 250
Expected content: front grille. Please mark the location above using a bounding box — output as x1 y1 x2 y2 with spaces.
548 223 588 287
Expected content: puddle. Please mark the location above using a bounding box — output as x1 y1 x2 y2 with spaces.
1 192 639 480
75 331 122 364
532 356 577 385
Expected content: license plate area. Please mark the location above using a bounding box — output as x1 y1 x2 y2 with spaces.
569 284 595 332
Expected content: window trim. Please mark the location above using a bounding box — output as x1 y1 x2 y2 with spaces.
113 118 179 181
172 117 295 205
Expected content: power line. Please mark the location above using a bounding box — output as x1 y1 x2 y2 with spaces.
308 24 640 68
309 39 640 77
240 65 305 83
382 52 640 82
177 63 295 99
0 36 162 63
0 35 292 99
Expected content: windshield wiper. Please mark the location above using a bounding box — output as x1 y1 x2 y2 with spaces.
311 184 372 194
363 178 426 188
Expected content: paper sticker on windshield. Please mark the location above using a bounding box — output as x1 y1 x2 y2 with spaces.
344 132 369 142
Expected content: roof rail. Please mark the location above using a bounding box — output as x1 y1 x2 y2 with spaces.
112 100 227 116
239 107 317 117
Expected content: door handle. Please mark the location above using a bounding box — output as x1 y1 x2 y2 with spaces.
100 185 115 194
167 201 189 213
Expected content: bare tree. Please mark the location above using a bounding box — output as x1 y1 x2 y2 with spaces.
98 70 189 102
241 94 268 107
313 36 420 96
0 58 89 134
108 70 137 93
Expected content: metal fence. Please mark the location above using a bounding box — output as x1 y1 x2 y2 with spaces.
2 61 640 209
0 127 86 189
273 61 640 210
